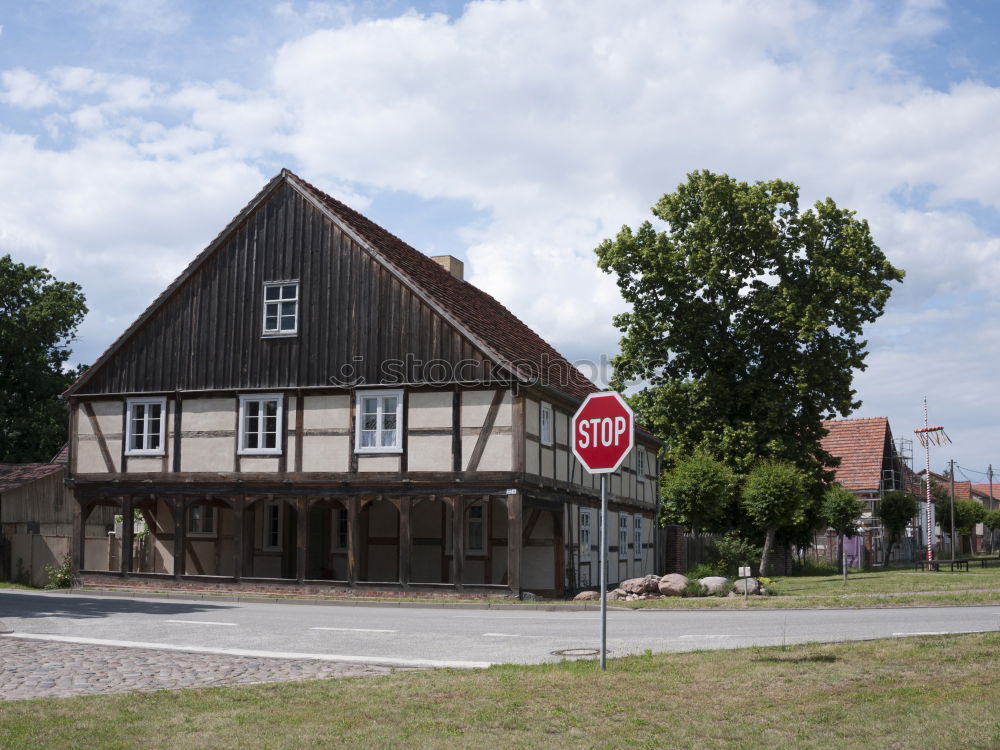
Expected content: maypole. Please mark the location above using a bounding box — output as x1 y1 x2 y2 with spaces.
914 398 950 562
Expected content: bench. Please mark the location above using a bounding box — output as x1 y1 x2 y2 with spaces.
966 555 1000 568
915 559 969 572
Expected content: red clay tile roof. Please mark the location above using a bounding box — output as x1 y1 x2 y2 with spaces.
972 484 999 504
0 463 64 494
288 171 600 403
51 443 69 465
821 417 891 492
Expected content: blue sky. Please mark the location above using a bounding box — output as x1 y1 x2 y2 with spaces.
1 0 999 478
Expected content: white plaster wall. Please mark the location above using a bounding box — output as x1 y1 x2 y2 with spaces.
180 397 236 472
240 456 281 473
555 448 569 482
409 392 452 428
408 435 452 472
540 447 555 478
302 436 350 472
126 457 162 473
525 439 540 475
358 455 401 472
76 399 123 472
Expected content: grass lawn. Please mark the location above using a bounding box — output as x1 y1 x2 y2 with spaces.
628 565 1000 609
2 633 999 749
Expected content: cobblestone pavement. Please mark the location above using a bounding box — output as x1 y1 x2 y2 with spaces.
0 636 407 701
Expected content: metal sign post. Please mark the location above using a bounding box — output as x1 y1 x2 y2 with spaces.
599 474 607 670
570 391 635 672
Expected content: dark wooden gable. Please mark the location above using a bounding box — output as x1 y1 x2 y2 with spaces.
70 180 496 395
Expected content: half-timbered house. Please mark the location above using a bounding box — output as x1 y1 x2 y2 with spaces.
64 170 662 597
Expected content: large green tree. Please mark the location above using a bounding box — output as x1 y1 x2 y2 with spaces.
0 255 87 462
821 484 863 579
597 171 904 494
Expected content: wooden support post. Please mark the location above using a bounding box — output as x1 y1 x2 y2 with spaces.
173 497 186 579
296 498 308 584
347 496 360 586
452 495 465 590
507 492 522 597
554 507 566 596
399 497 411 587
233 496 244 582
71 493 85 574
121 495 134 578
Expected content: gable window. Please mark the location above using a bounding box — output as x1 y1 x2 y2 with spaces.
239 394 283 455
634 516 642 561
466 503 485 554
619 515 629 560
637 449 646 481
262 281 299 336
579 509 592 561
540 402 553 446
188 504 218 538
125 397 166 455
355 390 403 452
263 501 283 551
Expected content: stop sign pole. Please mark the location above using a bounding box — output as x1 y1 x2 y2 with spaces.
571 391 635 670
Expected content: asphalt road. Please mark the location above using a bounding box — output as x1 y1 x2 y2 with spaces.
2 590 999 668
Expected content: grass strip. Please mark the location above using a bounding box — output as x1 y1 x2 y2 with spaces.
2 633 999 749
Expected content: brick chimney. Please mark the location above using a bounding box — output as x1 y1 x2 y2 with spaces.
431 255 464 281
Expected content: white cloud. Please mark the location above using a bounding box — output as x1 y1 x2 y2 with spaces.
1 69 60 108
1 0 999 470
83 0 191 34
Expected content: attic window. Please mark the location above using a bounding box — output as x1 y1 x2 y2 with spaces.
125 397 166 455
263 281 298 336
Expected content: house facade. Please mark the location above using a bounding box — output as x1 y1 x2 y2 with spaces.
64 170 661 597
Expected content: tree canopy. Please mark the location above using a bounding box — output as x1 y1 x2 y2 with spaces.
0 255 87 462
597 171 904 492
742 460 808 575
879 490 918 565
821 485 863 538
659 449 737 533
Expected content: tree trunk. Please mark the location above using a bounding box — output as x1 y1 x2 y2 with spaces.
883 533 896 567
759 527 776 577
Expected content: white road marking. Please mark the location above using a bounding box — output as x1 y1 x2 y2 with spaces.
1 632 491 669
678 634 733 639
310 627 397 633
166 619 239 627
482 632 545 638
893 629 989 637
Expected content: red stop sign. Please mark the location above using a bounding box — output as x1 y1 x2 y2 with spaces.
571 392 635 474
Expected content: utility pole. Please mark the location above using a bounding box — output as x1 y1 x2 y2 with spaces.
990 464 995 553
949 458 957 558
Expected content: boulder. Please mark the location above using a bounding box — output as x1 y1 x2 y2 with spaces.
606 588 627 601
520 591 542 601
658 573 688 597
620 575 661 594
573 590 600 601
732 577 762 595
698 576 731 595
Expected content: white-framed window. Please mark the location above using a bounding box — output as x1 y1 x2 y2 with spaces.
125 397 166 455
637 448 646 481
466 503 485 554
239 394 283 455
355 390 403 452
262 281 299 336
579 509 592 561
619 515 629 560
540 401 553 446
188 504 218 538
263 501 283 551
634 515 642 561
333 506 348 551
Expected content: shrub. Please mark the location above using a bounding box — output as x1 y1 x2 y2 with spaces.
684 578 708 597
712 532 761 577
44 554 73 589
686 562 724 579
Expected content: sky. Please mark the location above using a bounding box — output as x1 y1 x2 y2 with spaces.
1 0 999 480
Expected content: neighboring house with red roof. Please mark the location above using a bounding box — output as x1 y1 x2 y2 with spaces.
62 170 662 596
820 417 919 565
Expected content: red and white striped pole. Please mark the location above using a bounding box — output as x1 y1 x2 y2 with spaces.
915 399 950 563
